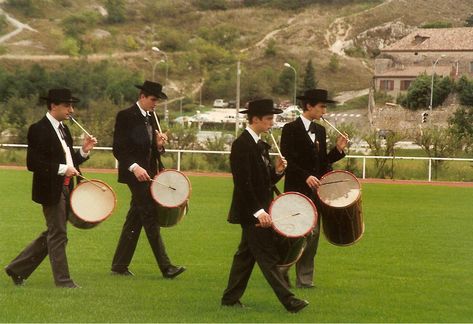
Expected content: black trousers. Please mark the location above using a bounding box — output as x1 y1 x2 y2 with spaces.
111 181 171 273
6 187 74 286
222 225 295 308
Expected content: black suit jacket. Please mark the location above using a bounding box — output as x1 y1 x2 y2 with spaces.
227 130 283 226
280 117 345 199
27 116 87 205
113 104 164 184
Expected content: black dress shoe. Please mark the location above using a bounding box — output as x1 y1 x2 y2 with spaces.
111 269 135 276
163 265 186 279
5 268 25 286
285 298 309 313
221 300 245 308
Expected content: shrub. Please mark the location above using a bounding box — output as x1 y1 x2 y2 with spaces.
6 0 43 17
420 21 453 28
194 0 227 10
328 54 340 72
265 39 277 57
59 37 80 56
157 28 189 51
0 14 7 33
105 0 126 24
61 11 101 38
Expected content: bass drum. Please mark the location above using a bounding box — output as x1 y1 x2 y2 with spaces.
150 169 191 227
68 179 116 229
317 170 364 246
269 192 317 267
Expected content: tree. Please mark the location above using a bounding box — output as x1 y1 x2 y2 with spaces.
363 129 405 179
105 0 126 24
415 126 462 179
301 59 317 92
449 106 473 153
400 73 453 110
456 75 473 106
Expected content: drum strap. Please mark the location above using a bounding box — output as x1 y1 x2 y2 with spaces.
272 185 281 196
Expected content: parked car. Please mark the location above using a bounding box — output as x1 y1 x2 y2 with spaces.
227 100 236 108
213 99 228 108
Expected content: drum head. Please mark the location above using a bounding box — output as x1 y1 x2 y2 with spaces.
318 171 361 208
150 170 191 208
269 192 317 238
70 180 116 223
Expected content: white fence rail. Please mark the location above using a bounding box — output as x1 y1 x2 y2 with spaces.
1 143 473 182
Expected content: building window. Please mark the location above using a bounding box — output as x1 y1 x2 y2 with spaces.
400 80 412 91
379 80 394 91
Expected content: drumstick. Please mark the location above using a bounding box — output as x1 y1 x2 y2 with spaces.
272 212 301 223
151 111 163 133
255 213 301 227
321 117 350 142
76 174 106 192
320 179 350 186
150 178 176 191
69 116 92 138
268 129 283 158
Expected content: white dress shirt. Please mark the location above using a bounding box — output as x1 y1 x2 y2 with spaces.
46 112 88 176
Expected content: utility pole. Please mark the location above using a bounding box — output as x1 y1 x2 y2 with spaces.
235 60 241 137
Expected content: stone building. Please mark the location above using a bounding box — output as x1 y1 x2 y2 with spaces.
374 27 473 97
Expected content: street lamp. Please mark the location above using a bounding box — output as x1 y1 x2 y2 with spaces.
152 47 169 122
284 62 297 106
143 57 164 82
429 54 446 112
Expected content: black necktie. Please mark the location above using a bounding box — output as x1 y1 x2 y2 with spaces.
308 122 320 151
144 114 153 141
308 122 317 134
58 123 67 140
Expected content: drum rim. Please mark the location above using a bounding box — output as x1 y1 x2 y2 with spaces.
269 191 318 238
317 170 361 208
150 169 192 208
69 179 117 224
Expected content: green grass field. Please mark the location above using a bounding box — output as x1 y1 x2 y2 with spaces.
1 169 472 322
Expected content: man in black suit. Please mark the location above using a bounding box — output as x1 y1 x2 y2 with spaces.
221 99 309 313
280 89 348 288
4 88 97 288
110 80 185 279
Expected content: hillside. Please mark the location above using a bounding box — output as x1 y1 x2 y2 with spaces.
1 0 473 104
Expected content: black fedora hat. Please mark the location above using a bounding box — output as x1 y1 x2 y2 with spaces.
296 89 337 104
240 99 283 115
135 80 168 99
40 88 80 103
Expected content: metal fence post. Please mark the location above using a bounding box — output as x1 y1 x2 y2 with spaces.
362 157 366 179
428 158 432 182
177 150 181 171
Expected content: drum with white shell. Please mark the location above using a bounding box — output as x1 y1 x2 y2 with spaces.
317 170 364 246
269 192 317 267
150 170 191 227
68 179 116 229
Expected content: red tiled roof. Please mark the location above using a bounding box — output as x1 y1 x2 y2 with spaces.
382 27 473 52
